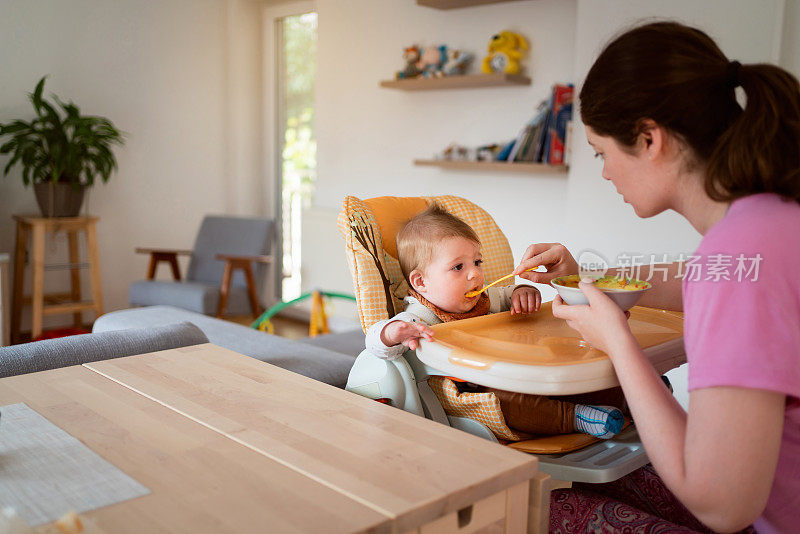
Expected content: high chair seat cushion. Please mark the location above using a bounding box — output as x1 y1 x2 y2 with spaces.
509 431 604 455
338 195 515 333
507 420 632 455
429 375 631 453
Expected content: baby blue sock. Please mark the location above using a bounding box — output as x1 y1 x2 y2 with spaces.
574 404 624 439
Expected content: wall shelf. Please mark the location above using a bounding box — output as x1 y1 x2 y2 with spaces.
380 73 530 91
414 159 568 173
416 0 529 9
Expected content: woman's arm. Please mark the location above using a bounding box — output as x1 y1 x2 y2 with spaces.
554 282 784 532
514 243 684 311
609 334 784 532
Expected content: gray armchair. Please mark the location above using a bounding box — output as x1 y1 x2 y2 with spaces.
129 216 275 317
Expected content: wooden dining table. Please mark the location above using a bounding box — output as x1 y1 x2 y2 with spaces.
0 343 544 533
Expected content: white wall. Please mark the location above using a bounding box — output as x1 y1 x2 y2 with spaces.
311 0 577 307
312 0 786 295
782 0 800 73
0 0 267 331
566 0 784 267
310 0 787 406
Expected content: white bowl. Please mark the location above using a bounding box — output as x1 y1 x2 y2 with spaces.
551 275 651 311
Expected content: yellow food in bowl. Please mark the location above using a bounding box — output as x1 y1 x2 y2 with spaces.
552 275 651 291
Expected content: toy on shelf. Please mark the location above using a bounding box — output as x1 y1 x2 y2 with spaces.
418 45 448 78
396 45 423 79
393 44 478 80
476 143 503 161
481 30 528 75
436 142 503 162
437 143 474 161
442 49 473 76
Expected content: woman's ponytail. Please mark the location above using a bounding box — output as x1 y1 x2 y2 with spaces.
705 64 800 203
581 21 800 204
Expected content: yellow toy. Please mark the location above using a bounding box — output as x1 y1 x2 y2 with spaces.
481 30 528 75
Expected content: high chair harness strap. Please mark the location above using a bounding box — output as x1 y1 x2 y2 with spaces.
417 380 450 425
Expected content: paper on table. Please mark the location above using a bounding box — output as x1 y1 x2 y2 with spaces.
0 403 150 526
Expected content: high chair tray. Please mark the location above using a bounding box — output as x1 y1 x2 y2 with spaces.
416 303 685 395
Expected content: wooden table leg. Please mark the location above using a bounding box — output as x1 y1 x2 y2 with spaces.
527 472 551 534
30 223 46 341
217 261 233 317
85 222 103 319
527 475 572 533
506 480 530 533
11 222 27 344
67 230 82 327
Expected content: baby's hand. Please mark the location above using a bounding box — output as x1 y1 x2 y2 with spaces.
380 320 435 351
511 285 541 314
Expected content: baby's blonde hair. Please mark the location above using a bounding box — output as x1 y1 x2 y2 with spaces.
396 203 480 280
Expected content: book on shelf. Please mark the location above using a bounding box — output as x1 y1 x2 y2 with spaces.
505 124 527 162
506 110 539 163
546 84 574 165
509 100 548 163
505 83 574 166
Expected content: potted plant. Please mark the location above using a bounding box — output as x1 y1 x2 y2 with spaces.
0 76 125 217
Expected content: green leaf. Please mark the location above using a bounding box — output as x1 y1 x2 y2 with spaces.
31 76 46 113
2 76 124 188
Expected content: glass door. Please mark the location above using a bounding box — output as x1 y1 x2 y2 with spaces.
276 11 317 302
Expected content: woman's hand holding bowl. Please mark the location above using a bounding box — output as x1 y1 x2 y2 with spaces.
551 278 635 355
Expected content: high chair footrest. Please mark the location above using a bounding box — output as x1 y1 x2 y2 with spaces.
534 426 649 484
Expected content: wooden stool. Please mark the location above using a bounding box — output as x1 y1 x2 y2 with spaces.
0 253 10 346
11 215 103 343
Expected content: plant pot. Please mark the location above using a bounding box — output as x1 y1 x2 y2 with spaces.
33 183 86 218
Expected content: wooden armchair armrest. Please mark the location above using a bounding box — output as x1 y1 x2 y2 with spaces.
214 254 273 263
135 247 191 281
135 247 192 256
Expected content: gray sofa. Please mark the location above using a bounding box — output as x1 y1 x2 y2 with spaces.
92 306 364 387
0 306 364 388
0 322 209 379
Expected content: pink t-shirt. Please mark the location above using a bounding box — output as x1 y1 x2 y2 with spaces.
683 193 800 534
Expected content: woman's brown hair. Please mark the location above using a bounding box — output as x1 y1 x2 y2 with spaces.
580 21 800 203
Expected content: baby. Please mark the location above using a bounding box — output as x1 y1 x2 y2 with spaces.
366 203 625 440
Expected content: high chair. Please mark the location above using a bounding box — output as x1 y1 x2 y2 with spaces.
338 195 687 532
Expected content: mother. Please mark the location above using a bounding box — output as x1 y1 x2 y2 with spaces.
514 22 800 533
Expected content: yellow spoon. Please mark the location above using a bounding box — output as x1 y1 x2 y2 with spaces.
465 267 537 298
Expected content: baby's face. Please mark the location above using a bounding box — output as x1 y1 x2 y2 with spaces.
417 237 484 314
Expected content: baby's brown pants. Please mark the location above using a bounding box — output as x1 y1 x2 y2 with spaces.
485 387 627 435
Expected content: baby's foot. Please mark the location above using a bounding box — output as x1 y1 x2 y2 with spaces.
574 404 624 439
